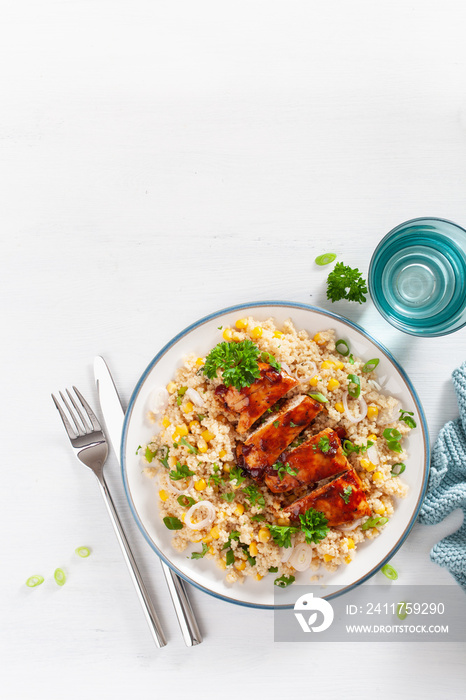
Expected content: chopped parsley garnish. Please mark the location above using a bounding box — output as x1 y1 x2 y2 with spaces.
269 524 299 548
168 462 195 480
203 339 262 389
225 549 235 566
251 514 265 522
289 421 298 427
221 531 240 549
221 492 235 503
348 354 355 365
383 428 403 453
191 543 209 559
197 414 205 422
163 516 183 530
260 351 281 373
229 465 246 486
274 575 295 588
145 446 156 463
135 445 142 455
177 495 197 508
271 460 298 481
317 435 331 453
268 566 278 573
340 485 353 504
326 262 368 304
299 508 330 544
157 446 170 469
399 409 417 429
179 436 199 454
273 420 280 428
242 484 265 509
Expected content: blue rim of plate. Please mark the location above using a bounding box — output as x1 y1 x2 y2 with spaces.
121 301 431 610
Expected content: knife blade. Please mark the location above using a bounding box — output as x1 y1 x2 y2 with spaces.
94 356 202 647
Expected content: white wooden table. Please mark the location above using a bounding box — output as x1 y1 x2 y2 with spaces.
2 1 465 697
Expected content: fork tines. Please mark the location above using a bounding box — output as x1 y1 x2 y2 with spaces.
52 386 102 438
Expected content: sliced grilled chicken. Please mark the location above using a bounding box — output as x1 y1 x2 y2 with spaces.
215 362 298 434
283 468 371 526
264 428 350 493
236 395 323 480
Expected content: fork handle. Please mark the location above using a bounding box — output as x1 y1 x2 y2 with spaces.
97 475 167 648
160 561 202 646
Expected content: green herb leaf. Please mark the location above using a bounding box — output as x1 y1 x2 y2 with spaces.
221 492 235 503
260 351 281 373
348 354 355 365
317 435 331 453
168 462 195 481
197 414 205 422
203 339 262 390
268 566 279 573
326 262 368 304
177 495 197 508
339 485 353 504
299 508 330 544
242 484 265 509
269 524 299 548
229 465 246 486
251 514 265 522
273 420 280 428
225 549 235 566
163 516 183 530
399 410 417 429
308 392 329 403
135 445 142 455
157 445 170 469
145 446 156 463
179 436 199 454
274 574 295 588
191 543 209 559
315 252 337 266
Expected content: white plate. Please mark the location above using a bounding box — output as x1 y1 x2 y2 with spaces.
121 302 430 608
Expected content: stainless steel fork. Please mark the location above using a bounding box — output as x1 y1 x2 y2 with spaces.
52 386 167 648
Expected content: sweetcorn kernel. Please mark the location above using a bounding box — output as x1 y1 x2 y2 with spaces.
198 438 208 453
232 331 242 341
346 538 355 549
360 458 376 472
166 381 177 394
374 503 386 515
182 401 194 414
235 559 247 571
210 526 220 539
222 462 232 473
162 416 171 428
321 360 335 370
372 471 384 481
217 559 227 570
276 518 289 526
334 402 345 413
202 534 213 544
219 449 227 459
249 541 259 557
201 430 215 443
323 554 334 562
208 546 215 555
189 420 200 431
258 528 271 543
334 361 345 370
309 375 321 387
345 555 352 564
327 378 340 391
274 331 283 338
180 512 186 522
222 328 233 341
234 504 245 516
158 490 169 502
255 574 263 581
235 318 248 329
251 326 263 339
195 357 204 366
194 478 207 491
176 424 189 437
367 405 379 420
313 333 326 345
368 434 378 441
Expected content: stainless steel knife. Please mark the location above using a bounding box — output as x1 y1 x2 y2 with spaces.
94 355 202 647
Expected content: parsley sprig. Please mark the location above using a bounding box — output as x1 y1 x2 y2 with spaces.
326 262 368 304
203 339 281 390
168 462 195 480
269 508 329 548
271 460 298 481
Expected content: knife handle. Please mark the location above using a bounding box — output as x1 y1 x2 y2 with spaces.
98 475 167 648
160 561 202 646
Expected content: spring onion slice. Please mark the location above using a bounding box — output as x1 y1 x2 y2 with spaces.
308 392 329 403
362 358 379 373
391 463 406 476
335 339 350 356
54 568 66 586
347 374 361 398
381 563 398 581
75 546 91 558
397 602 408 620
26 575 44 588
315 253 336 266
